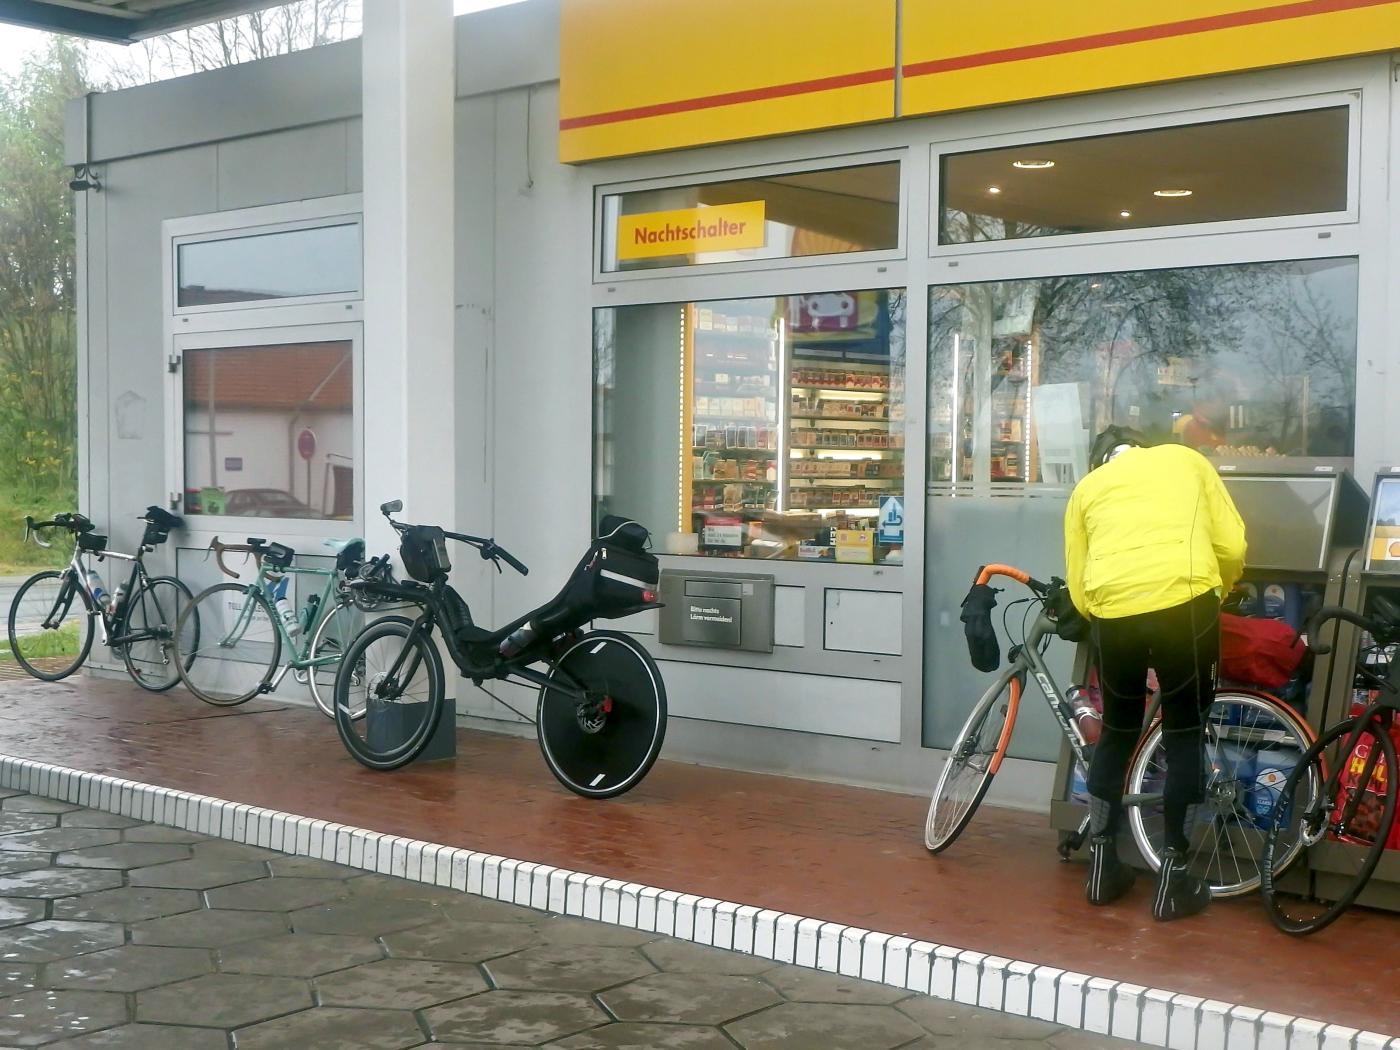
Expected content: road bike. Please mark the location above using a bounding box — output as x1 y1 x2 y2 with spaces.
927 563 1317 898
1261 598 1400 934
5 507 193 691
174 534 403 711
333 500 667 799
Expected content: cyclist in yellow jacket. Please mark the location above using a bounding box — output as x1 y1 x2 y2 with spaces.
1064 425 1247 921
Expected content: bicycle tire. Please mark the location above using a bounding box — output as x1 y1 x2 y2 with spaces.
536 630 667 800
925 671 1021 853
1261 715 1398 936
1125 689 1316 898
175 583 281 707
120 576 195 693
5 570 94 682
333 618 445 771
307 607 413 719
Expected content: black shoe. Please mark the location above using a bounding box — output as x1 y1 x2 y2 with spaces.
1153 848 1211 921
1086 835 1136 905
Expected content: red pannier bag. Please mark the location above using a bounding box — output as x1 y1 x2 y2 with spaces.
1219 612 1306 690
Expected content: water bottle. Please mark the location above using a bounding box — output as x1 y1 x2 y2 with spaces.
108 583 126 616
85 570 108 609
271 576 300 637
1065 685 1102 746
300 593 321 634
499 623 536 658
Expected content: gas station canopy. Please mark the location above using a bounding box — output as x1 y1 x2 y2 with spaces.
0 0 284 43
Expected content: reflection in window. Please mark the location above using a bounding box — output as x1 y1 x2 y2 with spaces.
929 259 1357 487
596 290 906 563
177 224 361 307
602 163 900 272
940 108 1348 244
183 341 355 520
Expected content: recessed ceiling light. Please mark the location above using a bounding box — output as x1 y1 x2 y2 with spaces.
987 185 1002 194
1153 188 1193 198
1012 160 1055 170
1090 282 1103 289
1119 210 1132 218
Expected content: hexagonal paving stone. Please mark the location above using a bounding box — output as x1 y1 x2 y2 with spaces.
553 1023 738 1050
55 842 192 870
381 919 538 963
0 867 121 899
0 921 124 963
127 857 267 890
485 944 654 993
207 875 349 912
0 854 51 876
600 972 780 1025
188 840 282 862
316 957 488 1009
132 907 289 947
435 893 543 925
234 1005 425 1050
423 989 606 1045
641 940 773 975
0 828 123 853
51 886 202 924
533 916 656 947
292 896 453 937
1046 1031 1148 1049
218 932 384 977
896 998 1067 1040
0 988 128 1046
49 1023 228 1049
58 812 142 830
1 796 79 814
761 966 910 1005
0 897 46 928
44 944 214 992
0 813 59 835
725 1001 925 1050
136 972 312 1028
0 963 38 995
265 856 362 880
122 825 208 844
349 875 464 903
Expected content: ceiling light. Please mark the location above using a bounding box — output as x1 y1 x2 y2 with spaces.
1153 188 1193 198
1012 160 1055 170
987 185 1002 194
1119 210 1132 218
1090 283 1103 289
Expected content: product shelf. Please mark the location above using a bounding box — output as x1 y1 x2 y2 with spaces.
692 447 778 457
789 413 893 424
789 445 904 455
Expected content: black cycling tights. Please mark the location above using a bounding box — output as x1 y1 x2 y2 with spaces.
1086 590 1220 853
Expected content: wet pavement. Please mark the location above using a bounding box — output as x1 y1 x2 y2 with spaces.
0 790 1154 1048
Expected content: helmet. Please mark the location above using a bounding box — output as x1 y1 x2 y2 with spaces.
1088 425 1147 470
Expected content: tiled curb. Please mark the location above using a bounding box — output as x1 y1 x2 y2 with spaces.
1 754 1393 1050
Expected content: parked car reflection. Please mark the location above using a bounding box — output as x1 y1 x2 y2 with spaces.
224 489 319 518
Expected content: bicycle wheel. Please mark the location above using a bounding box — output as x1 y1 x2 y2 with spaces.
120 576 194 692
5 570 94 682
176 583 281 706
1261 716 1398 935
925 670 1021 853
1126 689 1317 898
536 630 667 800
307 607 412 718
334 618 444 770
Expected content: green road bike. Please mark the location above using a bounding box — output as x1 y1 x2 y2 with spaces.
174 535 402 711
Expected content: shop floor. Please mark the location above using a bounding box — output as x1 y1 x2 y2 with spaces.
0 671 1393 1036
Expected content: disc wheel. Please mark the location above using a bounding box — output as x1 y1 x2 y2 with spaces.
119 576 195 693
176 583 281 707
925 671 1020 853
1126 689 1317 898
1261 715 1397 935
334 618 444 771
5 570 94 682
536 631 667 799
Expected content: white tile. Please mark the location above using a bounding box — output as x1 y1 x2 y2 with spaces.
413 843 436 885
377 837 397 875
692 898 718 946
795 918 822 969
565 873 592 917
1319 1025 1360 1050
955 950 986 1007
838 927 866 978
753 910 781 960
481 857 503 899
1227 1006 1264 1050
1111 984 1147 1042
466 854 487 896
600 878 622 924
618 883 640 929
978 955 1011 1012
672 893 699 940
774 914 800 964
1141 988 1177 1045
1288 1019 1326 1050
883 936 913 991
548 869 570 913
434 848 454 888
1353 1032 1391 1050
1055 972 1089 1029
733 906 760 955
1199 999 1232 1048
516 863 541 909
931 946 961 1002
1168 995 1204 1050
815 922 844 972
1083 979 1117 1036
906 942 936 997
583 876 608 920
653 891 679 937
861 933 891 984
491 859 515 901
713 901 738 950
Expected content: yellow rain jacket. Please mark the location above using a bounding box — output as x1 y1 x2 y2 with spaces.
1064 443 1247 620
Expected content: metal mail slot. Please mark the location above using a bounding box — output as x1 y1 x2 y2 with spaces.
659 569 775 653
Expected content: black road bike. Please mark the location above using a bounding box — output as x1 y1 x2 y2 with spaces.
6 508 194 690
333 501 667 799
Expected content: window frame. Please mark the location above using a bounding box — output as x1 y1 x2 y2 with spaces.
928 91 1362 259
593 149 909 284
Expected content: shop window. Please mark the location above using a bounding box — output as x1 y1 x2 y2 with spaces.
929 258 1357 487
595 289 906 563
182 340 355 520
940 107 1349 245
601 162 900 272
177 223 361 308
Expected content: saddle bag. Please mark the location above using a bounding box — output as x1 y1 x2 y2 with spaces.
533 518 660 637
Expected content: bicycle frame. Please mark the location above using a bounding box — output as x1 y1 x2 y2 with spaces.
219 563 344 685
56 545 158 650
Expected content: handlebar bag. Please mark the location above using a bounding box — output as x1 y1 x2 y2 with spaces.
78 532 108 554
961 582 1001 673
1219 612 1305 689
261 542 295 570
400 526 451 583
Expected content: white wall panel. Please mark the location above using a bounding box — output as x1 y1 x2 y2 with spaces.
825 589 902 656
